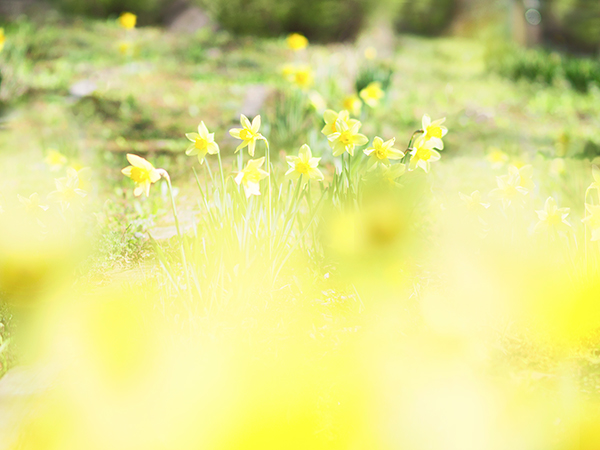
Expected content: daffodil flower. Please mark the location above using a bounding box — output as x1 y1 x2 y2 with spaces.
589 165 600 191
508 165 535 191
235 157 269 198
488 170 529 208
327 118 368 157
534 197 570 234
0 28 5 52
119 12 137 29
17 193 49 216
487 148 509 167
359 82 384 108
364 136 404 169
459 190 490 215
285 144 324 182
283 65 313 89
286 33 308 51
321 109 358 137
121 154 162 197
582 203 600 241
118 41 133 56
185 122 220 164
229 114 265 157
408 135 441 173
342 95 362 117
45 149 68 171
421 114 448 149
48 168 87 209
379 163 406 186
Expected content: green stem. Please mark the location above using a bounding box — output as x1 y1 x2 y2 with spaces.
217 151 226 194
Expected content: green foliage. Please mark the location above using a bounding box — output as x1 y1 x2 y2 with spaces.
197 0 369 42
265 89 315 151
0 19 34 107
47 0 172 23
487 43 600 93
395 0 456 36
547 0 600 53
354 61 394 94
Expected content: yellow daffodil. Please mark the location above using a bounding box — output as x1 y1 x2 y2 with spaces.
121 154 161 197
534 197 570 234
235 157 269 198
45 149 68 171
229 114 265 157
285 144 324 182
342 95 362 116
408 135 441 173
286 33 308 51
327 118 369 157
0 28 5 52
283 65 313 89
364 136 404 169
582 204 600 241
364 46 377 60
17 193 49 216
48 168 87 209
508 164 535 191
488 169 529 208
421 114 448 149
321 109 357 137
71 166 92 192
185 121 219 164
359 81 384 108
487 148 509 167
119 12 137 29
459 190 490 215
379 163 406 186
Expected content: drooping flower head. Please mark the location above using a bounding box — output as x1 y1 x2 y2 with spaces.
359 82 384 108
119 12 137 29
285 144 324 182
364 136 404 169
235 157 269 198
121 154 161 197
321 109 357 137
327 118 369 157
185 121 220 164
229 114 265 157
48 168 87 209
286 33 308 51
408 135 441 173
534 197 571 234
421 114 448 149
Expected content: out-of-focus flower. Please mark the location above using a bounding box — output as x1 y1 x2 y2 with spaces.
118 41 132 56
235 157 269 198
489 169 529 208
408 135 440 173
359 82 384 108
0 28 5 52
283 65 313 89
342 95 362 116
549 158 566 177
71 167 92 192
582 203 600 241
509 164 535 190
327 118 368 157
421 114 448 149
534 197 570 234
48 168 87 209
364 136 403 169
321 109 357 136
364 46 377 60
119 12 137 29
286 33 308 51
185 121 220 164
487 148 509 167
285 144 323 182
121 154 161 197
229 114 265 157
45 149 68 171
589 165 600 190
18 193 49 217
459 190 489 215
308 91 326 113
379 163 406 186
